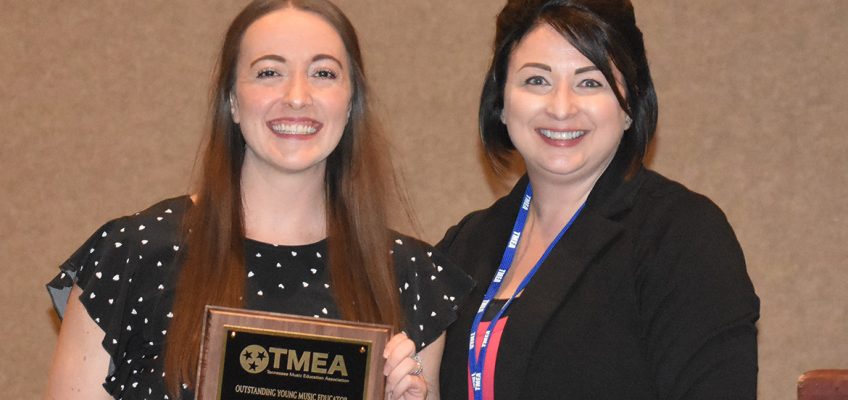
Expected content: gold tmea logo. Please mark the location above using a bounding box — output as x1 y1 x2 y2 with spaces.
239 344 270 374
237 343 350 377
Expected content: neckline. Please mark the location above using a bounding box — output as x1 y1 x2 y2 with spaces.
243 236 328 251
182 195 330 251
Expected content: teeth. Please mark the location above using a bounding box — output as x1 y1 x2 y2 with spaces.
539 129 585 140
270 123 317 135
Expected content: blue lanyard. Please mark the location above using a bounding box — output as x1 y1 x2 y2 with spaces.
467 183 584 400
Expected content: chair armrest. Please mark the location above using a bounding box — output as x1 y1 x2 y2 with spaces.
798 369 848 400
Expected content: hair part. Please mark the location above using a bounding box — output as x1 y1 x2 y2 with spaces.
480 0 658 177
164 0 402 396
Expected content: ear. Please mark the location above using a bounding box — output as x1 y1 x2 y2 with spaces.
624 114 632 130
229 93 240 124
499 109 507 125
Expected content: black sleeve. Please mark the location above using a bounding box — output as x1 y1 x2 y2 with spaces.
392 235 475 350
638 196 760 400
46 217 140 392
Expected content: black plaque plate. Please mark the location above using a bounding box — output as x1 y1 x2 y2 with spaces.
196 306 391 400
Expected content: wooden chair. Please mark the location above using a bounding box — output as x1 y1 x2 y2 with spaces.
798 370 848 399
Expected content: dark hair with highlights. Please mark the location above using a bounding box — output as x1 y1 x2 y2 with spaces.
164 0 402 396
480 0 658 177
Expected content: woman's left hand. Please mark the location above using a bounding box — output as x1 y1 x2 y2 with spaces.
383 332 427 400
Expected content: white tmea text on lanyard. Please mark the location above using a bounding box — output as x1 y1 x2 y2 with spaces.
467 182 585 400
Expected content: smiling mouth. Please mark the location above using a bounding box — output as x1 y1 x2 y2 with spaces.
269 122 319 135
538 129 587 140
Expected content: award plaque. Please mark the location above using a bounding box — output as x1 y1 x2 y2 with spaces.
196 306 392 400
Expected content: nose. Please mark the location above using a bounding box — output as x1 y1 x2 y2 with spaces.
546 84 578 120
283 74 312 110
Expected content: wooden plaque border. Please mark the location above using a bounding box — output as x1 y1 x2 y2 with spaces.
196 305 392 400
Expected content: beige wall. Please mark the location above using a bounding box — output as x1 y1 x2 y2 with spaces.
2 1 846 398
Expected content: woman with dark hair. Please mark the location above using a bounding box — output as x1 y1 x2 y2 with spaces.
44 1 471 399
438 0 759 398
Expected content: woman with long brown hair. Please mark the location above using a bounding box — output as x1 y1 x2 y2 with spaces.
44 1 472 399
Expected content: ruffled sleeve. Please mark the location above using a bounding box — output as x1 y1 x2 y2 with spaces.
47 218 136 325
45 197 187 396
47 218 138 376
391 234 475 350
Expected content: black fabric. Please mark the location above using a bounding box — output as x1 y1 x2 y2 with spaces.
438 166 759 400
480 298 510 322
47 195 474 399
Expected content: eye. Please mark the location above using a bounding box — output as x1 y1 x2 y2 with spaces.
523 76 549 86
313 69 338 80
578 79 603 88
256 68 280 79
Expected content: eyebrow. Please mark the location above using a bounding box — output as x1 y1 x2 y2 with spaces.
519 62 551 72
250 54 285 68
313 54 344 69
248 54 345 69
517 63 600 75
575 66 600 74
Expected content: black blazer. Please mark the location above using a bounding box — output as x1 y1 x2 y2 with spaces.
438 164 759 400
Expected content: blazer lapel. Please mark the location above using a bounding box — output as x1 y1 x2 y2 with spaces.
493 207 626 400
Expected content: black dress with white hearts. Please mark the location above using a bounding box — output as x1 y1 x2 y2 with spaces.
47 196 474 399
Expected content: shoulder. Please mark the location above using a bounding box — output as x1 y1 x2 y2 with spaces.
91 195 190 237
625 170 753 298
95 196 189 248
60 196 190 278
632 170 735 236
640 170 714 208
110 195 190 246
124 195 192 226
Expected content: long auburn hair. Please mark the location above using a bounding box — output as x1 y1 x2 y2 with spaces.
164 0 402 395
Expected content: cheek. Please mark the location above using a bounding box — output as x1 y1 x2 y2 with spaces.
503 88 542 129
502 87 522 122
235 85 279 117
587 98 627 128
323 88 353 123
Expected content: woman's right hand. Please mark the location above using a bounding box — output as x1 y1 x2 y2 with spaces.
383 332 428 400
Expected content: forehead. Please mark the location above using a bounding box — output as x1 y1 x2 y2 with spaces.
509 23 593 69
239 7 348 63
